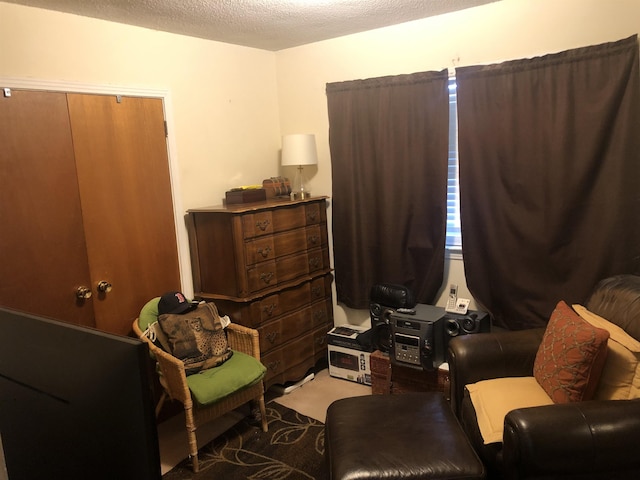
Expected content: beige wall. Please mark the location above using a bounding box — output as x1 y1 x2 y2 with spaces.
275 0 640 325
0 3 281 206
2 0 639 326
0 1 281 296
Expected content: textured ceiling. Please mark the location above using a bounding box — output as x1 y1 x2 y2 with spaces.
6 0 498 51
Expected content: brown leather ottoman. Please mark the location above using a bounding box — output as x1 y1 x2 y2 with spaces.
325 392 485 479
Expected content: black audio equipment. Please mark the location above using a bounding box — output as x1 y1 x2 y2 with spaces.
369 283 417 353
390 304 445 371
369 283 416 310
370 302 394 352
442 310 491 357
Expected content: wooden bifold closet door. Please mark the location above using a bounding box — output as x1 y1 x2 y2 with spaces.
0 89 181 335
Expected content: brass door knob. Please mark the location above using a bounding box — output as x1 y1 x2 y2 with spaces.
97 281 112 293
76 286 92 299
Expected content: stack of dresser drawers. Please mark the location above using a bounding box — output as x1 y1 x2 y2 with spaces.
186 197 333 388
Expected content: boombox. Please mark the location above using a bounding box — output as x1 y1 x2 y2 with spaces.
369 283 416 353
389 304 445 371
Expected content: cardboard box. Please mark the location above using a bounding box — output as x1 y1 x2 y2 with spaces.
328 325 373 386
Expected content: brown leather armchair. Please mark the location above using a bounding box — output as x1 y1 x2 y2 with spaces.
448 275 640 479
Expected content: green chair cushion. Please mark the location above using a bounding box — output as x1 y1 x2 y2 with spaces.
138 296 265 405
139 297 161 331
187 351 266 406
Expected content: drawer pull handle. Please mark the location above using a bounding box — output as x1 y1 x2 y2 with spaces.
309 257 320 269
311 286 322 297
267 360 281 372
263 303 276 316
307 212 318 222
266 331 278 344
316 336 326 346
313 310 326 321
257 246 272 258
308 235 319 245
256 219 270 231
260 272 274 284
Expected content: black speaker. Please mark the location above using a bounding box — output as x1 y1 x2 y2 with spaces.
369 284 416 353
443 310 491 356
370 302 395 352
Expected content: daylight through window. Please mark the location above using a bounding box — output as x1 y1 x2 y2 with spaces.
446 76 462 251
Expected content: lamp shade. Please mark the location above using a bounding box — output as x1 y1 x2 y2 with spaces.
281 134 318 166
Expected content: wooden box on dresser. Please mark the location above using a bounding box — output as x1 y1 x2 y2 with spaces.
186 196 333 389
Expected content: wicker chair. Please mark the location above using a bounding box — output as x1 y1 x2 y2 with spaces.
132 298 268 473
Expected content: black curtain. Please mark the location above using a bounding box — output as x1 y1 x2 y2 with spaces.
456 35 640 330
326 71 449 308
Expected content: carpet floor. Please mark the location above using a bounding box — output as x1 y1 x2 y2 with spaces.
162 402 327 479
157 368 371 475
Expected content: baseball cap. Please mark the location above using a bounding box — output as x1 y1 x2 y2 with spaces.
158 291 198 315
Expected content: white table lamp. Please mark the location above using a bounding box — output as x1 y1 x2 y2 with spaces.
281 134 318 200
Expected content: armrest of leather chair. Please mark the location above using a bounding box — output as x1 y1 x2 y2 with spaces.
448 328 545 417
502 399 640 479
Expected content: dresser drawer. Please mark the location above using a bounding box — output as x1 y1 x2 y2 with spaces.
244 236 275 265
212 274 332 328
261 323 332 389
309 274 331 300
244 225 325 265
310 298 332 327
255 285 311 326
258 307 310 354
246 247 329 294
305 224 325 249
241 205 303 238
313 323 331 363
304 202 324 225
257 296 333 354
261 334 316 387
253 275 330 324
240 202 326 240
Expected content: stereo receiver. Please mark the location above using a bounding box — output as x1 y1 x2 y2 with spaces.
389 304 445 371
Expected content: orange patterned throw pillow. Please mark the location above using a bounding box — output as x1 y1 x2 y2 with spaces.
533 301 610 403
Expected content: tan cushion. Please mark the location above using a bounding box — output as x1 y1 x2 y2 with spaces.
533 301 610 403
573 304 640 400
467 377 553 444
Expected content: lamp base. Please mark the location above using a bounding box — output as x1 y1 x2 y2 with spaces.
290 191 312 200
290 166 312 201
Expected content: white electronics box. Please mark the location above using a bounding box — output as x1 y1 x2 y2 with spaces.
327 324 373 386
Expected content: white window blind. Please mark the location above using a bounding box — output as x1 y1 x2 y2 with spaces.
446 76 462 251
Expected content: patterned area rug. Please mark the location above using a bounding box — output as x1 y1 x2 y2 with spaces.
163 402 327 479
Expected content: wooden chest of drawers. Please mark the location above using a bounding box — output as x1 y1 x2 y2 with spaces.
186 197 333 388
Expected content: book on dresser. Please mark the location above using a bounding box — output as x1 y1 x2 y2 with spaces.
186 196 334 389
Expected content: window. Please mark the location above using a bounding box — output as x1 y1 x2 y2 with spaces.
446 76 462 252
